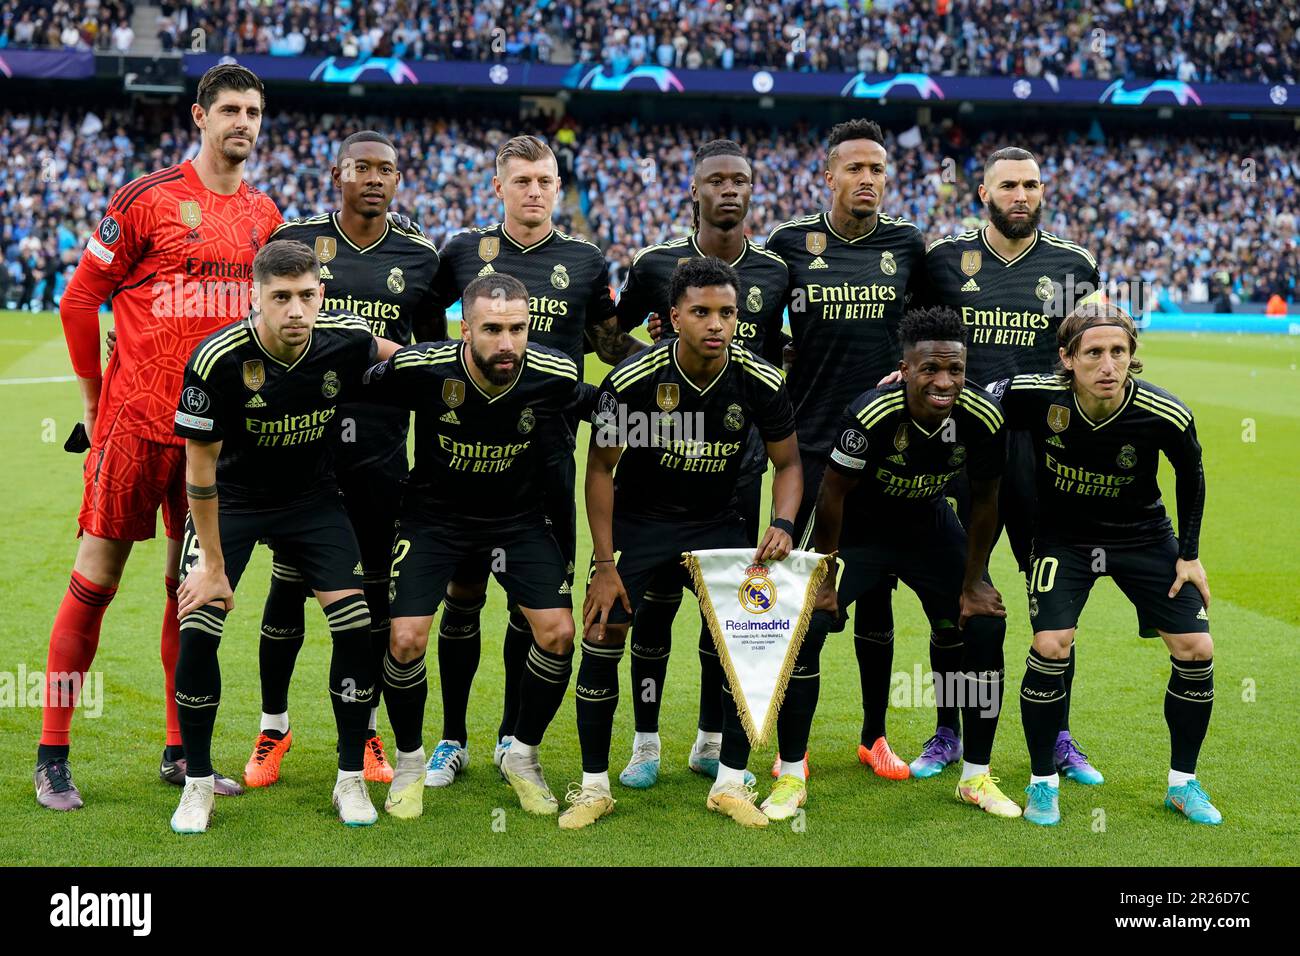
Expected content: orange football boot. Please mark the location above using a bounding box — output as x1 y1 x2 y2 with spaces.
858 737 910 780
364 735 395 784
244 730 293 788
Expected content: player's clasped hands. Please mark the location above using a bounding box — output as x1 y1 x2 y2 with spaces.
582 562 631 642
176 564 235 618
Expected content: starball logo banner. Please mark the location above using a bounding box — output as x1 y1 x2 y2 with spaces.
684 549 833 747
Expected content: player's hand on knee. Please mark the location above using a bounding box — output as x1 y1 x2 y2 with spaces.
813 578 838 617
876 369 903 387
582 564 629 642
753 526 792 564
1171 557 1210 609
646 313 664 342
177 567 233 618
960 580 1006 628
105 325 117 360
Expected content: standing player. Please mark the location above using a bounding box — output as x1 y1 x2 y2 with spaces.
170 240 401 833
916 146 1105 785
612 139 791 788
419 135 643 788
991 303 1218 826
811 307 1021 819
574 258 804 831
362 274 593 820
243 130 441 790
765 119 926 781
35 64 282 810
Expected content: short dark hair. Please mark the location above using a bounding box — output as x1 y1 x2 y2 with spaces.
339 130 397 163
692 139 750 228
899 306 967 349
827 119 885 164
253 240 318 285
463 272 529 323
196 64 265 112
984 146 1037 176
670 256 739 308
1055 300 1144 379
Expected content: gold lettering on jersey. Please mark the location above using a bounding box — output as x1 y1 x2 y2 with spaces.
880 251 897 276
443 379 466 408
1047 405 1070 433
959 305 1050 346
315 236 337 264
656 383 680 412
438 434 530 473
479 237 499 262
746 286 763 313
1035 275 1056 302
323 295 401 337
873 466 961 498
527 295 569 334
656 438 744 474
961 250 982 276
246 407 336 446
387 268 405 294
242 360 265 392
179 201 202 229
806 233 827 256
803 282 897 321
1045 452 1136 497
893 423 910 452
550 263 570 290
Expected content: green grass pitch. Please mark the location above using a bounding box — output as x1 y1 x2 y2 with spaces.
0 310 1295 866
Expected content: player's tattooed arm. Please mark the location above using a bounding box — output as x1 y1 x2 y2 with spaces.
959 476 1007 627
587 317 647 364
178 439 234 617
756 434 802 563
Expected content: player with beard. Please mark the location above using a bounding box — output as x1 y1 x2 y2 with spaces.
765 119 926 783
35 64 282 810
240 131 441 791
915 147 1104 786
612 139 790 789
416 136 643 792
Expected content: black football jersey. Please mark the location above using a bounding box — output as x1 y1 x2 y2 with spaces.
921 227 1100 386
594 340 795 523
431 222 616 369
766 211 926 458
826 383 1006 544
615 233 790 364
360 341 587 534
174 312 377 513
270 212 442 478
991 374 1205 558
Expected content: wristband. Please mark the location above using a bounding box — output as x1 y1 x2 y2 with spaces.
771 518 795 536
593 558 616 564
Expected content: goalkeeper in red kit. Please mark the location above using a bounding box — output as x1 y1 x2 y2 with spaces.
34 64 283 810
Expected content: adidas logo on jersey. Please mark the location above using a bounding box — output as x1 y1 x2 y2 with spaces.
320 265 334 280
1047 435 1065 448
477 263 496 277
353 562 364 575
245 394 267 409
1196 607 1209 621
440 410 461 424
961 278 980 292
809 256 829 270
559 581 572 595
888 453 906 464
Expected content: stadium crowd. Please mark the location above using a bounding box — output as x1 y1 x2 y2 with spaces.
2 1 1295 85
1 107 1295 311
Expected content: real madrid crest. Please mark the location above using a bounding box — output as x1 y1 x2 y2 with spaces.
724 403 745 431
656 383 680 412
1116 444 1137 469
443 378 466 408
880 251 897 276
242 360 265 392
387 267 405 294
179 201 202 229
738 564 776 614
322 370 340 399
746 285 763 313
893 422 910 452
806 232 827 256
960 250 982 276
949 445 966 466
1035 275 1056 302
1047 404 1070 433
478 236 499 262
518 407 536 435
550 263 569 290
314 236 337 264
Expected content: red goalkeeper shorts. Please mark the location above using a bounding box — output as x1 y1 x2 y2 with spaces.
78 429 187 542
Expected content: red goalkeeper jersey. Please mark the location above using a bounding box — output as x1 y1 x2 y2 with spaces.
61 159 282 446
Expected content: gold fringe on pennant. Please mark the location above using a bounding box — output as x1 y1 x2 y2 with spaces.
683 551 835 749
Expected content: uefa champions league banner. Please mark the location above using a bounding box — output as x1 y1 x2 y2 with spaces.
684 549 834 747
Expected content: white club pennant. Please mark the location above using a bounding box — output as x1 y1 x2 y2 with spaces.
683 549 834 747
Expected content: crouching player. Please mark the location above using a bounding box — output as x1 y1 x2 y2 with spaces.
810 306 1020 817
993 302 1219 825
171 240 401 833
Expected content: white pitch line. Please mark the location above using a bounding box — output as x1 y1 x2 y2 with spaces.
0 375 76 385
